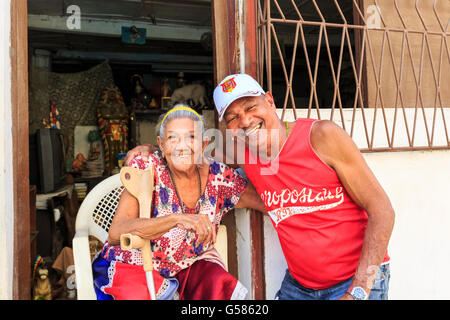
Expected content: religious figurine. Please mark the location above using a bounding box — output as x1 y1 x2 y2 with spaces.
130 74 151 110
97 85 129 175
49 100 61 129
42 118 51 128
71 153 86 173
161 77 172 110
162 77 171 97
177 72 185 88
41 100 60 129
149 97 159 109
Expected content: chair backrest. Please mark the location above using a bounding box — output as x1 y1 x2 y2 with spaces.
75 174 124 242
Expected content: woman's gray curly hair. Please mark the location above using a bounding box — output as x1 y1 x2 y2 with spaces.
157 104 205 141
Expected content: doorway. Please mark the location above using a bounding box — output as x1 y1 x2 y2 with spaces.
12 0 240 300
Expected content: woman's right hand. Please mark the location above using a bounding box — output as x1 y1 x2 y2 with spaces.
175 214 216 247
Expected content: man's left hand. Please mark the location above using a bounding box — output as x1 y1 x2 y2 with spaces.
339 293 355 300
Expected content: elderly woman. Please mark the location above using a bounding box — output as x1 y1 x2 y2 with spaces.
92 105 266 300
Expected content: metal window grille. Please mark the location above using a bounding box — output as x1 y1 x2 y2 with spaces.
257 0 450 152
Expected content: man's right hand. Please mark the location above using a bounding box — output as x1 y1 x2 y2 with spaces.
124 144 159 166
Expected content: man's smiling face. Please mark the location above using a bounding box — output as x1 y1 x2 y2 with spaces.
222 92 282 156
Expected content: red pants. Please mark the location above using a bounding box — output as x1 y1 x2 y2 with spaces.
176 259 239 300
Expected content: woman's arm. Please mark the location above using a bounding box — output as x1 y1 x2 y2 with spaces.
235 181 267 213
107 189 177 245
108 190 216 246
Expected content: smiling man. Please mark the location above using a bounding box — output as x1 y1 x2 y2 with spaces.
124 74 395 300
213 74 394 300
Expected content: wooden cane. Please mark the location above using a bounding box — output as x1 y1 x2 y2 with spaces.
119 165 156 300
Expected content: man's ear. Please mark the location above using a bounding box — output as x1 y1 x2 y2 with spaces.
264 92 276 110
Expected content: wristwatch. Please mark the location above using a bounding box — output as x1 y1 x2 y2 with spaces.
347 286 369 300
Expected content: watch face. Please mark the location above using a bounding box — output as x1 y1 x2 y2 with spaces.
351 287 368 300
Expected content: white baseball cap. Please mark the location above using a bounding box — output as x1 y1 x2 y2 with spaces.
213 74 265 121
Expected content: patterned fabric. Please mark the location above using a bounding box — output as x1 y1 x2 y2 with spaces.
92 247 179 300
98 152 247 277
92 250 247 300
29 61 115 160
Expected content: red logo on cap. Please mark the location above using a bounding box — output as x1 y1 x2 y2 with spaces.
220 77 236 93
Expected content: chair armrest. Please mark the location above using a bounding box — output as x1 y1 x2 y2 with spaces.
215 225 228 270
73 229 97 300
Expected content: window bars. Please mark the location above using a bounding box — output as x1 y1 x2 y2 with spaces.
257 0 450 151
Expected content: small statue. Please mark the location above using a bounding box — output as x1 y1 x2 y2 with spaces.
130 74 150 109
49 100 61 129
41 100 60 129
161 77 172 110
97 85 129 176
71 153 86 173
33 267 52 300
177 72 185 88
162 77 171 97
149 97 159 109
42 118 51 128
170 84 207 109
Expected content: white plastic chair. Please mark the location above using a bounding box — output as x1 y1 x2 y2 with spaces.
73 173 228 300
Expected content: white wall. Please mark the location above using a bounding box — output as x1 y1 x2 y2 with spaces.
0 0 14 300
365 150 450 299
235 108 450 299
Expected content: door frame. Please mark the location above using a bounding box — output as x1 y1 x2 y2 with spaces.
11 0 31 300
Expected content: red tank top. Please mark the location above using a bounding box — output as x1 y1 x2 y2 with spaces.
244 118 389 289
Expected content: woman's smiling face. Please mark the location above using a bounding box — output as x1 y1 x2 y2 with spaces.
158 117 205 172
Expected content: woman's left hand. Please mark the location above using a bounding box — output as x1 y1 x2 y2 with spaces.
175 214 216 247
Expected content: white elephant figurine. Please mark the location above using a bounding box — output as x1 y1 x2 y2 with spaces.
170 84 207 109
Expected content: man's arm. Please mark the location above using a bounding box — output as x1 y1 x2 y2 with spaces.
123 144 158 166
235 181 267 213
310 120 395 299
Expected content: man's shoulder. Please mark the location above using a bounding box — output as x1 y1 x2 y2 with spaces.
310 119 343 144
310 119 341 136
309 120 352 165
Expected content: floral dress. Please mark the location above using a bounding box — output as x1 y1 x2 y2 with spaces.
92 152 248 300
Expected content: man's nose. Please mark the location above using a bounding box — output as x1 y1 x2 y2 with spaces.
238 113 252 129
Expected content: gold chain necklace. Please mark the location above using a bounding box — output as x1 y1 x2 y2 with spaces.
168 166 202 214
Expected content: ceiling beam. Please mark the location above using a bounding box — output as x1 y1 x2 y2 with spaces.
28 14 211 42
54 49 212 64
